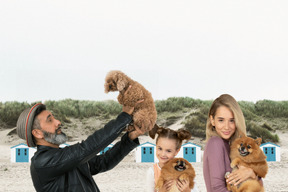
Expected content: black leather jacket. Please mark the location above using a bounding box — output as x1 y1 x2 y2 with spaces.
30 112 139 192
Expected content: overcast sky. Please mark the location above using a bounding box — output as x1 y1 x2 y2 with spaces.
1 0 287 103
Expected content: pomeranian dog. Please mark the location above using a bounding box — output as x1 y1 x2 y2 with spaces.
104 70 157 132
155 158 195 192
225 136 268 192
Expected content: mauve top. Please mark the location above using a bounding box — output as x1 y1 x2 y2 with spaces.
203 136 232 192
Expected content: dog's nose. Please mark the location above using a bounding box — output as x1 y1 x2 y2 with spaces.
241 147 246 151
179 161 185 166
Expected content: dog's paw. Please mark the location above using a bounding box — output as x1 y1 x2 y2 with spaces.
179 174 189 181
230 161 237 169
155 184 161 191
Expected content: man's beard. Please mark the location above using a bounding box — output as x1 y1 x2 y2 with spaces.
42 128 67 145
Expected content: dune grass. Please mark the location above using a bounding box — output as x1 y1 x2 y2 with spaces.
1 97 287 143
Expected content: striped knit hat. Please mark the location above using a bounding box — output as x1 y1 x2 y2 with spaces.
16 103 46 147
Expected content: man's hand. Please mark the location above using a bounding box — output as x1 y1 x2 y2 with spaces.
128 123 145 140
128 119 154 140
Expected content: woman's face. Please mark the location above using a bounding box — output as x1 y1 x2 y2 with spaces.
210 106 236 140
156 137 179 167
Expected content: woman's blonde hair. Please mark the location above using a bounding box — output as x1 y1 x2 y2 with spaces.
205 94 246 142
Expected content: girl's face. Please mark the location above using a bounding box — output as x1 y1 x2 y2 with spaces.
210 106 236 140
156 137 179 167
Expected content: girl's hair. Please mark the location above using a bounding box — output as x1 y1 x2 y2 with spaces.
205 94 246 142
149 124 192 150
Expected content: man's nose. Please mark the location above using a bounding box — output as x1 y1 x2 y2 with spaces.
55 119 61 126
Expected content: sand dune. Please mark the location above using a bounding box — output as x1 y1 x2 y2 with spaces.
0 130 287 192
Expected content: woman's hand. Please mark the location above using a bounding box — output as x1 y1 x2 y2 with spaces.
226 165 256 186
176 178 190 192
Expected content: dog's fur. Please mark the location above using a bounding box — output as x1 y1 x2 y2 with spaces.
225 136 268 192
155 158 195 192
104 70 157 132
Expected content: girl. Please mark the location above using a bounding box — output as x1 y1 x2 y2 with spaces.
146 125 199 192
203 94 260 192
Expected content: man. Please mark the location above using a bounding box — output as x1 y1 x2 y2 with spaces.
16 94 150 191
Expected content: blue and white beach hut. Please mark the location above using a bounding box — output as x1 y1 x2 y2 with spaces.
135 142 156 163
176 142 202 162
260 142 281 162
11 143 70 163
11 143 36 163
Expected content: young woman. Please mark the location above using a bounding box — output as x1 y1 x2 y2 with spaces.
203 94 259 192
146 125 199 192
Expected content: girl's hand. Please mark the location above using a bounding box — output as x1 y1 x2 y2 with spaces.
176 178 190 192
226 165 256 186
159 180 173 192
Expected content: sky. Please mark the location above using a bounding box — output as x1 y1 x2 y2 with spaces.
0 0 287 103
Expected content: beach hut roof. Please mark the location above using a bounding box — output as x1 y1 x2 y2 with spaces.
182 142 201 148
260 142 280 147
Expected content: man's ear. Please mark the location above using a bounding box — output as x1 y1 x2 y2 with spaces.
32 129 43 139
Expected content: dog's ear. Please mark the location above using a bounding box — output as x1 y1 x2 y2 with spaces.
117 81 127 92
255 138 262 146
116 72 129 91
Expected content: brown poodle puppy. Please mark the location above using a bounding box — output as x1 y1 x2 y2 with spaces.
104 70 157 132
225 136 268 192
155 158 195 192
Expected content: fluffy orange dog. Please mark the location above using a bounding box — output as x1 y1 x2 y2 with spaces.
226 136 268 192
104 70 157 132
156 158 195 192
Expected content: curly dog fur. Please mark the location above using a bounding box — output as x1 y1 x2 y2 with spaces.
104 70 157 132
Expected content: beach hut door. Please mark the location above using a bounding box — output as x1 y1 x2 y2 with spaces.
16 148 29 162
141 147 154 162
183 147 196 162
264 147 276 161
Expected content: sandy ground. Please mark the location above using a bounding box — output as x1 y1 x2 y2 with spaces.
0 129 287 192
